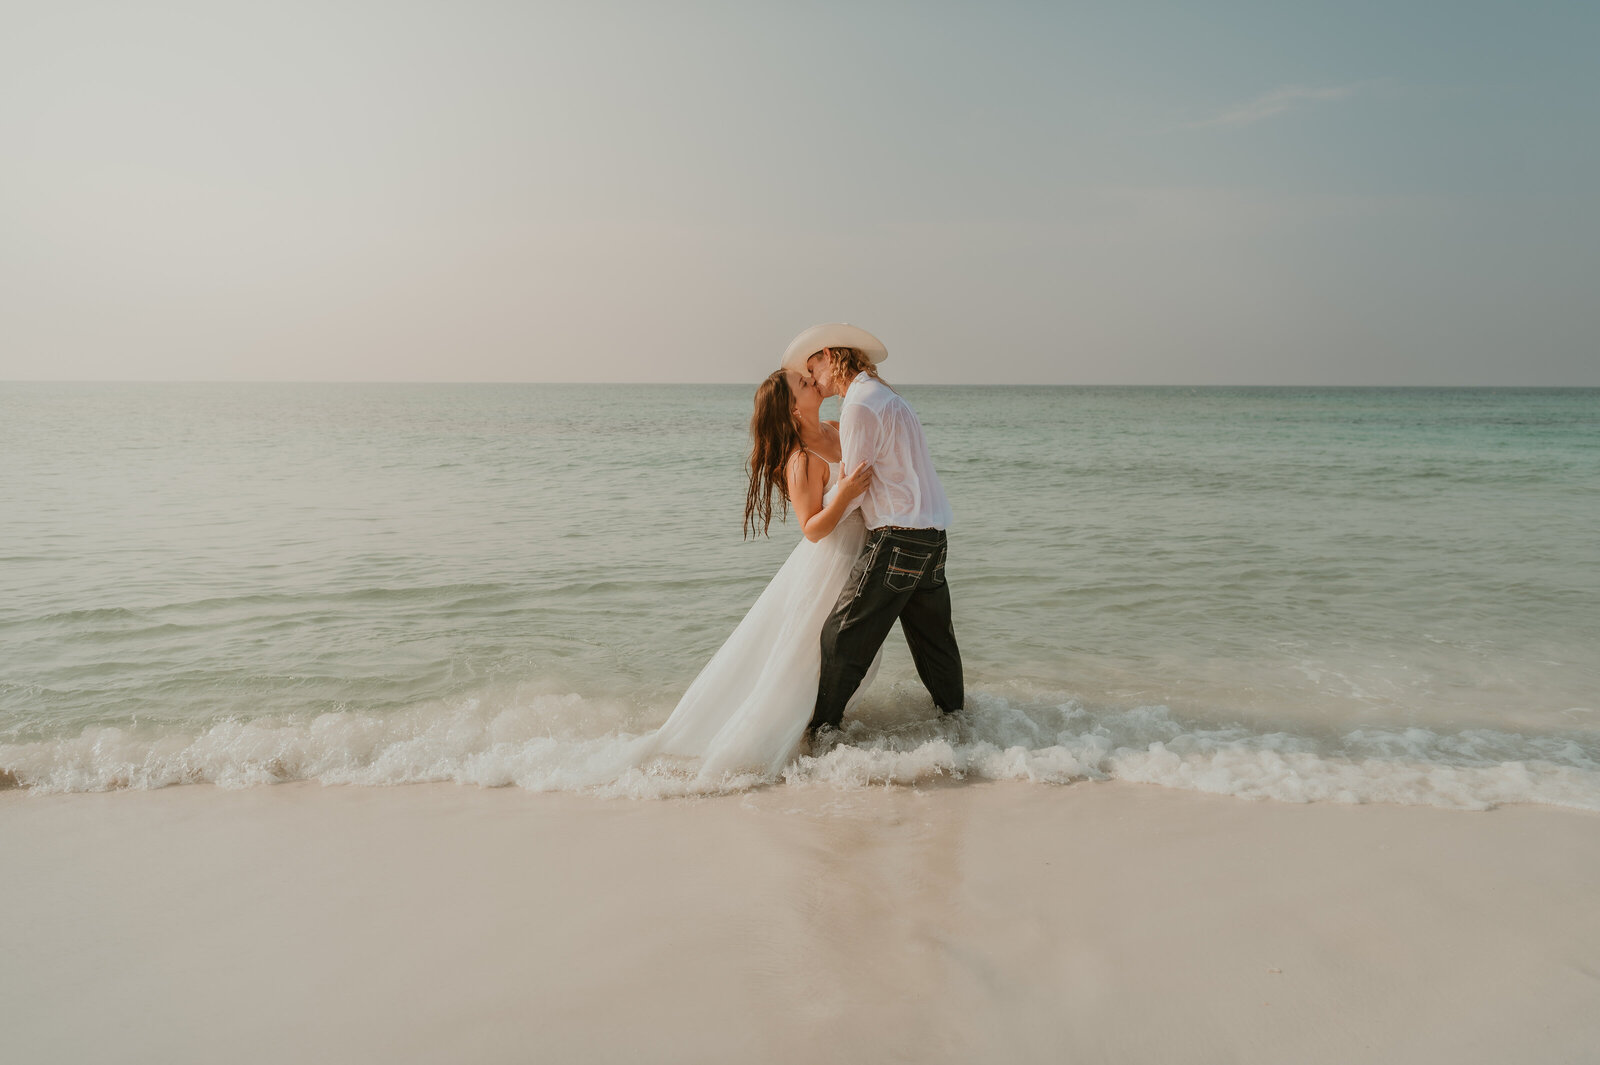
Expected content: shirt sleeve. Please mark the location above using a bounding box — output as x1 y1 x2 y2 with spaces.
838 398 880 472
837 398 880 514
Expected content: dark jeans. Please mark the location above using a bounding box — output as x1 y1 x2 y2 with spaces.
810 527 964 733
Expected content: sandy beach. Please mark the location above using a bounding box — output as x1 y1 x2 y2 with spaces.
3 780 1596 1064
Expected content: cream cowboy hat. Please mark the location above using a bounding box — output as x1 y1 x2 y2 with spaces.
779 323 888 376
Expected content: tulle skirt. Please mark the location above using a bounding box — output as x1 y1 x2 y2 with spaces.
631 510 879 783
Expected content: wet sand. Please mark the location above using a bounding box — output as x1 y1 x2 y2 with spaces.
3 779 1597 1064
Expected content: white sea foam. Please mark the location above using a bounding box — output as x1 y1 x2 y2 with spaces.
3 687 1597 811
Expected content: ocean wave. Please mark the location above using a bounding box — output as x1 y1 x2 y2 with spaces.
3 687 1597 811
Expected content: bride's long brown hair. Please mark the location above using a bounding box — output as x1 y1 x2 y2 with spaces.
743 370 806 539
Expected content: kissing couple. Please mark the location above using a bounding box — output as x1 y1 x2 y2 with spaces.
629 323 964 783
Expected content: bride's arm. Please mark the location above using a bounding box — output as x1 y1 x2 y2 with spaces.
788 453 873 543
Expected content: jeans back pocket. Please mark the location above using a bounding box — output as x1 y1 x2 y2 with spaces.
884 545 931 592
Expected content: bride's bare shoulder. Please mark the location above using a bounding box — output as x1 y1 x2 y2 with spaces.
785 447 823 479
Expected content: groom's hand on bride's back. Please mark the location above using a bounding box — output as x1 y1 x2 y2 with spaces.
841 461 874 501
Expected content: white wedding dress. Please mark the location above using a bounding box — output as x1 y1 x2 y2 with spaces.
629 453 880 783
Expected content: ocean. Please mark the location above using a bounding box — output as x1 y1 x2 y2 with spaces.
2 383 1596 807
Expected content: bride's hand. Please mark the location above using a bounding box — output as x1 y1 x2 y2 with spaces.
839 461 873 501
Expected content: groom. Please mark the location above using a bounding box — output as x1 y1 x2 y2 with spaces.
780 323 965 735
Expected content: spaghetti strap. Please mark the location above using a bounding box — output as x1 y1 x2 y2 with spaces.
790 448 834 481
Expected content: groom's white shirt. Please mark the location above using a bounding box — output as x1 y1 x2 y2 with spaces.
837 374 952 530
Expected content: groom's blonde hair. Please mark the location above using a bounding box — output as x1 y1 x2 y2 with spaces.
822 346 884 385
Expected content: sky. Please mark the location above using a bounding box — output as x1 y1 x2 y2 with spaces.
2 0 1596 384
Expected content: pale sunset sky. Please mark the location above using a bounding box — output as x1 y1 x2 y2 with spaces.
2 1 1595 384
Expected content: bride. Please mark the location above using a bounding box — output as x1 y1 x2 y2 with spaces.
627 364 877 782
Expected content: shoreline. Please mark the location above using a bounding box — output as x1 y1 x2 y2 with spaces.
4 779 1597 1063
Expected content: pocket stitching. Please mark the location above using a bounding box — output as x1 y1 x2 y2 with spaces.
846 537 884 608
884 546 931 592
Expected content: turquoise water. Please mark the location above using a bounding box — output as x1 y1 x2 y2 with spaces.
2 384 1597 805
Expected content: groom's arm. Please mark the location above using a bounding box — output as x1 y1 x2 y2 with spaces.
837 401 881 512
839 400 881 468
